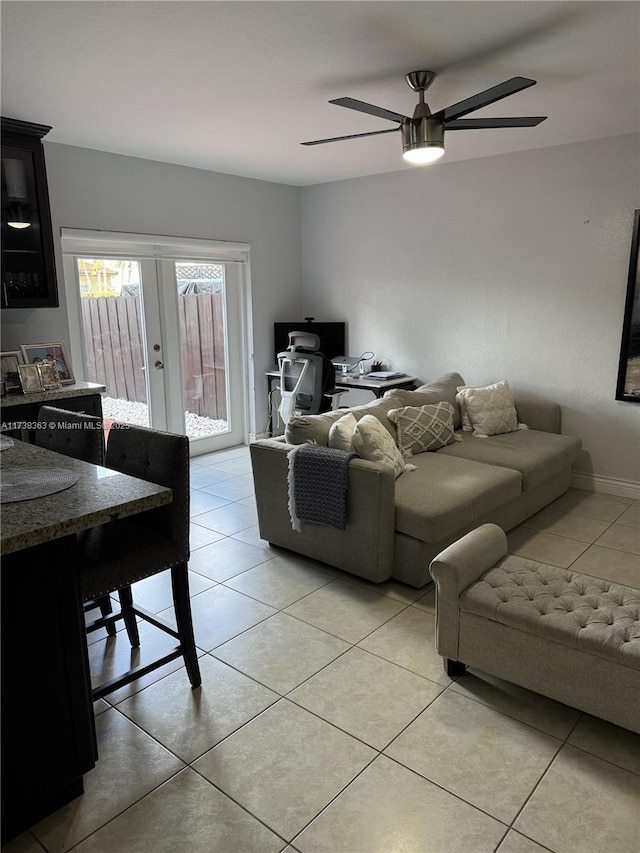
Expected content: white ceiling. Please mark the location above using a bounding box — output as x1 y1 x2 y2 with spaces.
1 1 639 186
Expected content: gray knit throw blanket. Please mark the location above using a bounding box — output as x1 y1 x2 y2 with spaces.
287 443 356 532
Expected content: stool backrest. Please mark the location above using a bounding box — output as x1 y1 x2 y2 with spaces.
35 405 105 465
105 423 190 559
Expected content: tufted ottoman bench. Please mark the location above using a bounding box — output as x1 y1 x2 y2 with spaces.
430 523 640 733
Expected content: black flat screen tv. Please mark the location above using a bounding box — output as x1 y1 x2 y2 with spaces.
274 320 346 361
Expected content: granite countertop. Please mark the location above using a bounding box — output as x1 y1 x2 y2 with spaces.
0 381 106 408
1 440 171 555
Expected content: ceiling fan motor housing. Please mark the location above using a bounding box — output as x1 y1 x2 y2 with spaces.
401 117 445 156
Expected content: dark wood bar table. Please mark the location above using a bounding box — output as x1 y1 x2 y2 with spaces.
0 438 172 842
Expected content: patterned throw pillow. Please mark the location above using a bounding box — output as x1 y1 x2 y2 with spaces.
387 402 457 456
352 415 415 478
456 380 522 437
328 412 358 451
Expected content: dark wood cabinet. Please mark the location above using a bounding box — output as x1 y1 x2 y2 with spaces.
1 117 59 308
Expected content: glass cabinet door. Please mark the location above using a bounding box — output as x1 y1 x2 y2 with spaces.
1 119 58 308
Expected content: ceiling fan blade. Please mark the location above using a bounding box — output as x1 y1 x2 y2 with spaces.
445 116 547 130
301 127 399 146
329 97 409 124
430 77 537 122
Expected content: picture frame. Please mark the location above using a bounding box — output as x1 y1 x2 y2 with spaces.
616 209 640 402
17 363 44 394
0 350 25 392
37 361 62 390
19 341 75 385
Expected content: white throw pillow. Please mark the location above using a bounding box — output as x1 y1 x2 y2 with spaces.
352 415 415 477
388 402 457 456
328 412 358 451
456 380 521 437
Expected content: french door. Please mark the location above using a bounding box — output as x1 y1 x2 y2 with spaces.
62 231 249 455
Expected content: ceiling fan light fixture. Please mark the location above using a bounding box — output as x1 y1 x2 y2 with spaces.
401 118 444 165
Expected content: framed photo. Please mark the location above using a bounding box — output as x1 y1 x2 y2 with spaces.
19 341 75 385
616 210 640 402
0 350 24 392
17 363 44 394
37 361 62 390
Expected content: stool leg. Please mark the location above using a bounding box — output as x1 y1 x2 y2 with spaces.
171 564 201 688
97 594 117 637
118 585 140 647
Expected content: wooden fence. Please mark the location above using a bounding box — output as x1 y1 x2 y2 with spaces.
81 294 227 420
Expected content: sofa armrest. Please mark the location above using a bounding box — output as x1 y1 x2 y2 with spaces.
249 438 396 582
513 395 561 433
429 524 508 661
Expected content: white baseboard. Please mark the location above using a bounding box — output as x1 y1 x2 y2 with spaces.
570 472 640 501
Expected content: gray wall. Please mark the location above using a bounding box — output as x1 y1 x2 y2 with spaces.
1 143 302 435
301 134 640 483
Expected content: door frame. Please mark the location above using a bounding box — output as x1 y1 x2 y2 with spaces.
61 228 253 455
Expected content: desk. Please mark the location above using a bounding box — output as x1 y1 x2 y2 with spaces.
0 440 171 841
265 370 417 435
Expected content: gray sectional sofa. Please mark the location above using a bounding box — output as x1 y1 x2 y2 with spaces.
249 372 582 588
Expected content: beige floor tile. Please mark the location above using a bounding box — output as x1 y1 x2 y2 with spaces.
341 574 431 604
117 655 279 762
213 612 350 694
189 465 235 489
450 668 582 739
208 456 253 476
192 501 258 535
224 554 335 608
284 580 406 644
200 472 255 501
569 544 640 587
617 503 640 529
568 714 640 775
496 831 551 853
71 768 283 853
549 491 631 521
289 647 443 749
188 535 271 582
189 521 225 550
189 487 230 517
413 585 436 613
522 506 611 543
169 584 275 651
230 524 274 550
32 709 184 852
293 754 504 853
193 699 376 841
595 523 640 556
358 605 452 686
514 745 640 853
507 527 590 568
385 690 561 823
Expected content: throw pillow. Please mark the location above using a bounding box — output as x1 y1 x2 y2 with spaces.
384 372 465 430
456 380 521 437
388 402 457 456
352 415 415 478
328 412 358 451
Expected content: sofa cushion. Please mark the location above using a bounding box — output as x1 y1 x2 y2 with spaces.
459 555 640 669
285 397 399 446
384 372 465 430
437 429 582 491
394 453 521 543
388 402 457 456
328 412 358 451
456 380 520 436
353 415 414 478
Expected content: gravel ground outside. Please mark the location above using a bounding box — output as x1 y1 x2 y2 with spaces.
101 396 228 438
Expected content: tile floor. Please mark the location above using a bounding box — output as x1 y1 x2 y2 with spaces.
5 445 640 853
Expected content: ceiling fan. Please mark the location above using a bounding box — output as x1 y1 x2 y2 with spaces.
301 72 546 164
